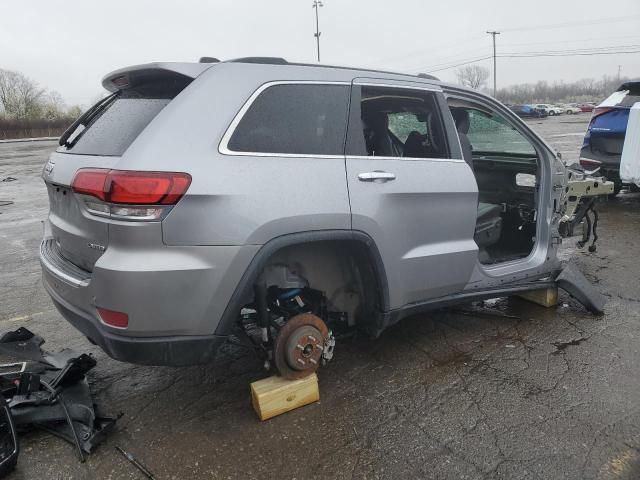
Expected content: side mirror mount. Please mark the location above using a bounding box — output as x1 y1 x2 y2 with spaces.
0 397 18 477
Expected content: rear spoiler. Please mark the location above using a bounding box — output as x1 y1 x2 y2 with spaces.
617 81 640 95
101 62 215 92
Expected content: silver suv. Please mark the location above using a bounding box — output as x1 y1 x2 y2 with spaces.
40 57 578 378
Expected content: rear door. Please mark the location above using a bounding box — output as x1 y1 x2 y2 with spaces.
345 79 479 308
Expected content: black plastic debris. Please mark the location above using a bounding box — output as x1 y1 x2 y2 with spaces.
0 327 117 473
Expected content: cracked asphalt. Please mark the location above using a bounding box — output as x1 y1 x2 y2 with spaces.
1 115 639 479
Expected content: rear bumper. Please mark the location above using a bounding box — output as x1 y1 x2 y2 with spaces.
39 235 258 365
45 282 226 365
579 147 622 183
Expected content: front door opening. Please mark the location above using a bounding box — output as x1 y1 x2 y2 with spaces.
448 99 540 265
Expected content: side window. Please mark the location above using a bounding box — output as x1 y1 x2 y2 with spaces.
227 84 350 155
465 109 536 156
347 85 448 159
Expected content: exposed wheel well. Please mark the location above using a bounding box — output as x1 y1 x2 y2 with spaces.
259 240 381 326
214 232 388 336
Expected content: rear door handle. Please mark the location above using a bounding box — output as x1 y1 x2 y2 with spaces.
357 171 396 182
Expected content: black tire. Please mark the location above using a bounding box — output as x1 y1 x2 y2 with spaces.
549 111 555 116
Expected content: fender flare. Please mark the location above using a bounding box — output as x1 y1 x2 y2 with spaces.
214 230 390 335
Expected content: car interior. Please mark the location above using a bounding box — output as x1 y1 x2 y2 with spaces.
358 91 540 266
448 99 539 265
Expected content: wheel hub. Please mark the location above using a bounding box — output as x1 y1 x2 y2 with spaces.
284 325 324 371
273 313 331 380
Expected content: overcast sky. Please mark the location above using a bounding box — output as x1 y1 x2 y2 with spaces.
2 0 639 107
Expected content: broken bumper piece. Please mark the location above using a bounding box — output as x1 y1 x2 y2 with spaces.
0 327 117 467
556 262 606 314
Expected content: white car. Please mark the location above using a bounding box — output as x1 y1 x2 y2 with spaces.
562 104 582 115
535 104 564 116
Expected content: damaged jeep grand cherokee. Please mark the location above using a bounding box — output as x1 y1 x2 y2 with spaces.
39 57 606 379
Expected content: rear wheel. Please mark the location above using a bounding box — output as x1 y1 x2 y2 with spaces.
549 111 556 116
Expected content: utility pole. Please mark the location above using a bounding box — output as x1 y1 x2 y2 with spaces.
486 30 500 97
618 65 622 81
312 1 323 63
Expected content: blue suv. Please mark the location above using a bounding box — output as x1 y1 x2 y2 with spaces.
580 81 640 195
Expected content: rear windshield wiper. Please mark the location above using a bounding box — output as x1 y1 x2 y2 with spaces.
59 92 119 149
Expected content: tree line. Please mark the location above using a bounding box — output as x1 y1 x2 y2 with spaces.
455 64 632 104
0 68 83 139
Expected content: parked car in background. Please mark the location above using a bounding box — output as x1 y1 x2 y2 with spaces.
534 104 564 116
509 104 548 118
577 103 596 112
562 104 582 115
580 81 640 195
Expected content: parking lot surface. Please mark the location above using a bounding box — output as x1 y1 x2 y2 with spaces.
1 115 639 479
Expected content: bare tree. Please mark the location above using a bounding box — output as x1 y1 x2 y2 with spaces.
455 65 490 90
0 69 20 116
42 91 66 120
0 69 45 119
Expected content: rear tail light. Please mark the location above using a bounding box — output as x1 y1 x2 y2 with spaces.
591 107 614 120
579 158 602 174
579 158 602 168
97 307 129 328
71 169 191 221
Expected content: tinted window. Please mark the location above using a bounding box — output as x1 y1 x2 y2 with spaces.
227 84 350 155
61 92 172 156
348 86 448 158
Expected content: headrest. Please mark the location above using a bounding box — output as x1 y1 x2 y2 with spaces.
451 109 470 135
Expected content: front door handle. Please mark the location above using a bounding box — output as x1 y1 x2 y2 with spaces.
358 171 396 182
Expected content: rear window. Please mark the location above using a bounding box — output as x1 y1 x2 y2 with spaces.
59 80 188 157
60 95 169 156
226 84 350 156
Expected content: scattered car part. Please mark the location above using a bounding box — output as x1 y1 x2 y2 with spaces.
0 327 117 468
558 170 614 252
556 262 606 314
115 446 156 479
0 397 19 478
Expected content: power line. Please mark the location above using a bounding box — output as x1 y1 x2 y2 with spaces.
501 44 640 55
499 14 640 33
426 56 493 73
423 48 640 73
500 49 640 58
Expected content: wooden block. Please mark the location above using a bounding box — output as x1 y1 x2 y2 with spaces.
516 287 559 308
251 373 319 421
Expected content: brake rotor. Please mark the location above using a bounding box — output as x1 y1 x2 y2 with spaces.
273 313 329 380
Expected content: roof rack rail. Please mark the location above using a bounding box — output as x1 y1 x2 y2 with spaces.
199 57 220 63
417 73 440 81
228 57 288 65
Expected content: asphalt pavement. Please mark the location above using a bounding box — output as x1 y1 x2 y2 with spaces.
0 114 639 479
